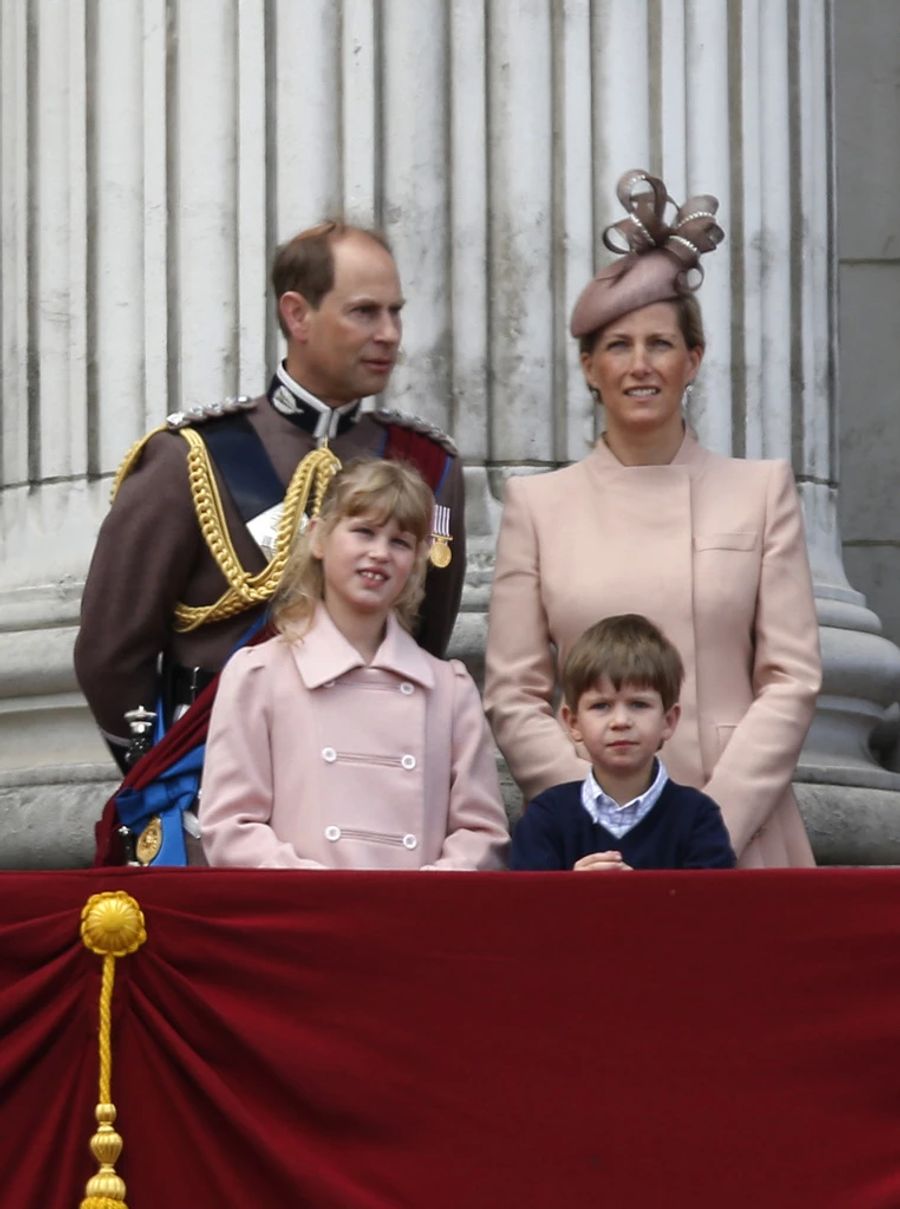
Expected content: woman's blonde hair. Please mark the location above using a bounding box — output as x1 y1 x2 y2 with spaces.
272 458 434 638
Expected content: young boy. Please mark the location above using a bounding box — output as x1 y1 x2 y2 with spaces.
510 614 736 871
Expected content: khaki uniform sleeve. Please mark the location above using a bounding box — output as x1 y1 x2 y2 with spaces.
74 433 203 746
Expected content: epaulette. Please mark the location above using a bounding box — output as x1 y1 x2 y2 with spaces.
110 396 257 502
165 395 256 430
370 408 458 456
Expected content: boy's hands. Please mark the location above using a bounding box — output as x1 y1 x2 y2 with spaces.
573 851 633 872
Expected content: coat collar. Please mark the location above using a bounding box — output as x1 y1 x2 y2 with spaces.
588 425 708 473
290 606 436 689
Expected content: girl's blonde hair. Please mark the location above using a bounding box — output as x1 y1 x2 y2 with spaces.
272 458 434 638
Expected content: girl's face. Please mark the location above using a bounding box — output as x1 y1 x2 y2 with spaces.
580 301 702 445
312 511 420 622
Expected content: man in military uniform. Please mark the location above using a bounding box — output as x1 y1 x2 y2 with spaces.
75 221 465 775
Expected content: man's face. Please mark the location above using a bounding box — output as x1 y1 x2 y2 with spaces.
284 233 404 406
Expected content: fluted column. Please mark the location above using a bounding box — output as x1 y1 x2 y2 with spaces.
476 0 900 859
728 0 900 859
1 0 102 789
1 0 897 866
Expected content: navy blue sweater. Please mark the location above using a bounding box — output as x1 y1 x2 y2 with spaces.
510 779 736 870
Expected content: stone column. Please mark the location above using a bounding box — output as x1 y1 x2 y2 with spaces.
469 0 900 859
728 0 900 861
785 3 900 860
1 0 116 865
1 0 897 866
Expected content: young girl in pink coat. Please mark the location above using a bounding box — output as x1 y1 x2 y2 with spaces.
199 459 509 870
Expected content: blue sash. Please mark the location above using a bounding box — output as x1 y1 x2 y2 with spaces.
113 614 268 866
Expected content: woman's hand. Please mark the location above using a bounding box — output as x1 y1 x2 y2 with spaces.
572 852 633 872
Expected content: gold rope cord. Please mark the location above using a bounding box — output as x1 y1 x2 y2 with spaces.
109 426 168 503
172 433 341 631
78 891 147 1209
108 420 341 633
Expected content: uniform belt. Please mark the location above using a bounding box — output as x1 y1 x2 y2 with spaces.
169 664 215 707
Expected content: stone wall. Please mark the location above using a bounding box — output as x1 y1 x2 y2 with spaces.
836 1 900 653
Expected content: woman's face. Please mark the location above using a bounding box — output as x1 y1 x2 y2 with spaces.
580 301 702 443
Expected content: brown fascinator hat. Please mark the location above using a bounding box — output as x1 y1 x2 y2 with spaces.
570 169 725 340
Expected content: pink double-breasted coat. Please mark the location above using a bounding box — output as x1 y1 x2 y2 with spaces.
484 431 822 868
200 608 509 870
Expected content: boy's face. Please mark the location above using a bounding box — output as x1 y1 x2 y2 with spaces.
562 676 680 782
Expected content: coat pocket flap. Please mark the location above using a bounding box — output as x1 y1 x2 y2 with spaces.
715 723 738 755
694 532 757 552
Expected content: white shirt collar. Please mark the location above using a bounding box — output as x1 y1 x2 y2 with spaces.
580 759 670 839
272 363 362 441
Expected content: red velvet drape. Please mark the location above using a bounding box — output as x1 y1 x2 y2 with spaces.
3 868 900 1209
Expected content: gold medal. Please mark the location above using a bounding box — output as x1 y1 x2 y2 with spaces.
429 504 453 568
136 816 163 865
430 536 452 568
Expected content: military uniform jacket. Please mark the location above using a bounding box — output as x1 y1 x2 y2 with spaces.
74 393 465 748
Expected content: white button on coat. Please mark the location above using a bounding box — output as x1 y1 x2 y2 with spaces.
322 747 337 763
400 754 416 771
324 826 341 842
402 834 418 850
399 681 414 695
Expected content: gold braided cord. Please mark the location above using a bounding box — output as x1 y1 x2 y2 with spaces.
173 434 341 632
109 426 168 502
79 891 148 1209
96 954 116 1104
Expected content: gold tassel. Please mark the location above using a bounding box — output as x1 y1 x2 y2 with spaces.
78 892 147 1209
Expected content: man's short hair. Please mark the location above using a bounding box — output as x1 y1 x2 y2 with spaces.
271 220 393 337
561 614 684 711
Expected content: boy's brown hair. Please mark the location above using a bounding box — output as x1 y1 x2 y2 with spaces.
561 614 684 711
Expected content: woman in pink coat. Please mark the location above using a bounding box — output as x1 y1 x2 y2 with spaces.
200 459 509 870
484 171 821 868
